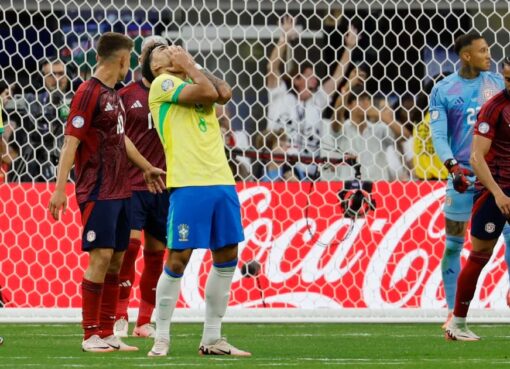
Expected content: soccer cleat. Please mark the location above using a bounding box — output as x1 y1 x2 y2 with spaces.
102 335 139 351
133 323 156 338
148 338 170 356
113 318 129 338
441 311 453 330
198 338 251 357
82 334 116 353
445 320 480 341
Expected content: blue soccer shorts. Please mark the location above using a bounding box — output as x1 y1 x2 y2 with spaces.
444 178 475 222
471 188 510 240
131 190 169 244
79 198 131 252
167 185 245 250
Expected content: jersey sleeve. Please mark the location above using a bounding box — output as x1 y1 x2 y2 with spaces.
429 83 454 163
64 82 101 141
475 99 500 141
151 74 187 104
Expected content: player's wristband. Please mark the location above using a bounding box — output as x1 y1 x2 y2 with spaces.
444 159 458 172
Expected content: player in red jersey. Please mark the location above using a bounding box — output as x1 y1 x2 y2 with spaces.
113 36 169 338
48 32 165 352
446 58 510 341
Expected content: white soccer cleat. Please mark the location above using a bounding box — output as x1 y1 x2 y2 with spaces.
148 338 170 356
82 334 115 353
102 335 139 351
198 337 251 357
113 318 129 338
133 323 156 338
445 320 480 341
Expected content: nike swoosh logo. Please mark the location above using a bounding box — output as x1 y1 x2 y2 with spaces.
108 344 120 350
216 349 231 355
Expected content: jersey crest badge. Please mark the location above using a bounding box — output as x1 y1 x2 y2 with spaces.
178 224 189 242
72 116 85 128
162 79 174 92
478 122 490 134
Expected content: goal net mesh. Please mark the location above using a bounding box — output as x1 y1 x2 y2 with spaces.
1 0 509 322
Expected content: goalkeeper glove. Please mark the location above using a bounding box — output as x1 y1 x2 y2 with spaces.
444 159 472 193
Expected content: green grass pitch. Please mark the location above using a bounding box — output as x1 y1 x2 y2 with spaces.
1 323 510 368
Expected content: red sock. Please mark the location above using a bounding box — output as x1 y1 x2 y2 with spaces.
116 238 141 320
100 273 120 338
81 278 103 340
453 251 491 318
137 249 165 326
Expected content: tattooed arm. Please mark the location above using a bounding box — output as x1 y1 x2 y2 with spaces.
202 69 232 105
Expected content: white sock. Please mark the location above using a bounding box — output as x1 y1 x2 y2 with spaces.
154 268 182 341
201 265 235 345
453 316 466 326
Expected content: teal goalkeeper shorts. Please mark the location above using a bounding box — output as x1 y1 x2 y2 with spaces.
444 178 475 222
166 185 245 250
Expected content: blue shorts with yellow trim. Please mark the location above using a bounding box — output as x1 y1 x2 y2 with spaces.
443 178 475 222
79 198 131 252
167 185 244 250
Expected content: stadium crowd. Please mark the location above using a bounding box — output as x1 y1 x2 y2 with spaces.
0 14 445 184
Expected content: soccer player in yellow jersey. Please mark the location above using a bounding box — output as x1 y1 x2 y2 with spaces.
141 44 250 357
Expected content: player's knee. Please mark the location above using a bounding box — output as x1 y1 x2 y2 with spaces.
88 249 114 272
165 259 186 275
445 219 467 237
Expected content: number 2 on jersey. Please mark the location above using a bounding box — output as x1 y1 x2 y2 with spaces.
467 107 481 126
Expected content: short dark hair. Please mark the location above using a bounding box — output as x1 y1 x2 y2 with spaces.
141 43 164 83
454 32 485 55
96 32 134 59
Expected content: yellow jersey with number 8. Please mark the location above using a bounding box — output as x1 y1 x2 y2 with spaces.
148 73 234 188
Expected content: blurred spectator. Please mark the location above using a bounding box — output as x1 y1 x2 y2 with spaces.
256 129 298 182
23 57 73 181
266 15 356 180
376 95 413 180
217 104 252 181
321 88 403 181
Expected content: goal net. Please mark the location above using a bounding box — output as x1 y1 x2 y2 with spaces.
1 0 509 322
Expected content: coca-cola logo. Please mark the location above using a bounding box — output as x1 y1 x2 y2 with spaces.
1 182 509 310
179 183 510 310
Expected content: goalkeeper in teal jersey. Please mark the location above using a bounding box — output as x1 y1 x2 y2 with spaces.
430 32 510 328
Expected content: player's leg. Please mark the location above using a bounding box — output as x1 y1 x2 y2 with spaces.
114 230 141 337
82 248 116 352
98 199 139 351
79 200 117 352
501 224 510 306
134 232 165 337
115 191 147 336
199 185 250 357
148 249 192 356
446 190 506 341
441 188 472 328
134 192 168 337
149 187 198 356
